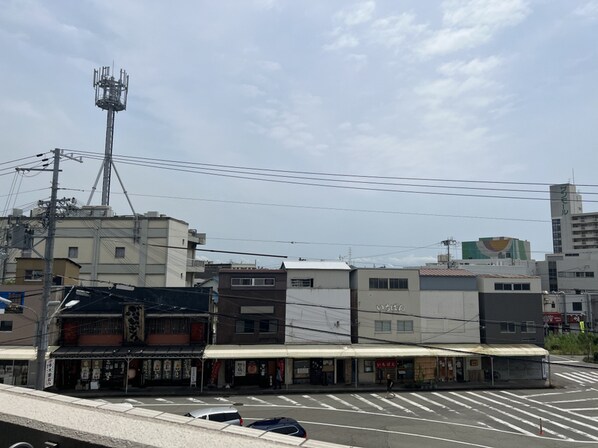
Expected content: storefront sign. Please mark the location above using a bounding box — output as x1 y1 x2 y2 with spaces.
44 358 55 389
376 304 405 313
567 314 585 323
235 360 246 377
543 312 563 324
375 359 397 369
247 361 257 375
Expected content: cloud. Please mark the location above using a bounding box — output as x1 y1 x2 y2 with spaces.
323 33 359 51
334 1 376 26
438 56 503 77
419 0 530 56
573 1 598 20
369 13 427 49
237 84 265 98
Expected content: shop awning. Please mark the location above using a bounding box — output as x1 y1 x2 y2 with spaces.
51 345 205 360
202 343 548 360
0 346 58 361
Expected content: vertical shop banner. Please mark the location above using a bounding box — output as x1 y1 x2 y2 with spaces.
124 304 145 343
235 360 246 377
190 366 197 387
44 358 55 389
210 360 222 385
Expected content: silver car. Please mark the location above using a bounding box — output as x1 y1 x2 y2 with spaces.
184 406 243 426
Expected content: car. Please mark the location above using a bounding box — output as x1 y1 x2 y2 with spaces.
184 406 243 426
247 417 307 438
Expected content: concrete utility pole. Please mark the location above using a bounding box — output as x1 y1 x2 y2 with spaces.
441 238 457 269
35 148 60 390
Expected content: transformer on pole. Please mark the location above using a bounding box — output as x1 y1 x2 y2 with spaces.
93 66 129 207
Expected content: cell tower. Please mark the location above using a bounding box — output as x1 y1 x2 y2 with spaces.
89 66 129 207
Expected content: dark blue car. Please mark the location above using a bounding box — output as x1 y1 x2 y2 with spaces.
247 417 307 438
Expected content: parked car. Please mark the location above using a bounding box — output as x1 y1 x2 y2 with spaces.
247 417 307 438
184 406 243 426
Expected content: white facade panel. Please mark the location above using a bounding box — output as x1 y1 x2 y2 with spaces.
420 290 480 343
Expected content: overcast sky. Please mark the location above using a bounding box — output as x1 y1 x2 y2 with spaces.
1 0 598 269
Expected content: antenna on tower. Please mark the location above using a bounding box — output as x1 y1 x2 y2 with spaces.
87 66 135 214
441 237 457 269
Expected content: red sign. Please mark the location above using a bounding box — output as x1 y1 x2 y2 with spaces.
375 359 396 369
543 312 563 324
567 314 585 323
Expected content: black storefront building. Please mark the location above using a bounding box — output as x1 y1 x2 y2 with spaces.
51 286 211 392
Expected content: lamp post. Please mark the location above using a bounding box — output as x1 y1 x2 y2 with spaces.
0 287 80 388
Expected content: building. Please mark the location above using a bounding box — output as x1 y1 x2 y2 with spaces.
1 206 206 287
462 237 532 260
0 258 80 387
51 286 211 392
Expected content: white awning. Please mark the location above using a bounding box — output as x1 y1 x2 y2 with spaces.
202 344 548 360
0 346 58 361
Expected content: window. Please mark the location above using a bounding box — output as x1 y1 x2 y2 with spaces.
147 318 189 334
259 319 278 333
231 277 275 287
235 319 254 334
389 278 408 289
24 269 43 281
364 360 374 373
369 278 388 289
572 302 583 312
374 320 391 333
495 282 530 291
115 247 126 258
0 321 13 332
290 278 313 288
397 320 414 333
76 318 122 335
68 246 79 258
521 321 536 333
500 321 516 333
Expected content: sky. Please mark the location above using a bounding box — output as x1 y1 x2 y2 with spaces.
1 0 598 269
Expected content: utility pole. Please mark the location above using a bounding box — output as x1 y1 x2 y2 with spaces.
35 148 60 390
441 238 457 269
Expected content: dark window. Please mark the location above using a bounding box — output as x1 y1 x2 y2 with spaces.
374 320 391 333
68 246 79 258
231 277 275 287
210 412 240 423
0 321 13 332
259 319 278 333
389 278 408 289
290 278 313 288
115 247 126 258
24 269 43 281
572 302 583 312
75 318 122 335
147 318 189 334
235 319 254 334
369 278 389 289
272 426 299 435
500 322 515 333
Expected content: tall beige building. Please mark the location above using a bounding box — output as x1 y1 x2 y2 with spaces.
1 206 206 287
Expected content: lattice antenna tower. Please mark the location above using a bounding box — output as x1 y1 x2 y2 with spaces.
90 66 129 207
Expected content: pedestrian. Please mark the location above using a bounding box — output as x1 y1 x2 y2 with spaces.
275 367 283 389
386 373 394 396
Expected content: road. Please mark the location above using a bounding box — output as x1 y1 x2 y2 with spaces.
99 357 598 448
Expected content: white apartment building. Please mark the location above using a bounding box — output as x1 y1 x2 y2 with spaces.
1 206 206 287
282 261 351 344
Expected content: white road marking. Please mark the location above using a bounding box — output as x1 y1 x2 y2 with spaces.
432 392 474 410
554 372 586 385
449 392 536 437
548 397 598 404
393 393 435 413
327 394 362 412
471 391 569 440
124 398 144 405
409 393 454 411
301 394 335 409
214 397 231 403
277 395 302 406
500 391 598 441
246 396 273 405
371 393 415 414
351 393 385 411
155 398 173 404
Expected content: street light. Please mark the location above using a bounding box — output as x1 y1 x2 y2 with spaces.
0 287 80 388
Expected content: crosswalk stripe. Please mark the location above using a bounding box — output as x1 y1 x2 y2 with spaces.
448 392 536 436
351 394 385 411
568 371 598 381
470 392 569 440
327 394 362 411
155 398 174 404
214 397 231 403
392 394 435 413
186 397 206 404
431 392 474 410
410 393 460 414
125 398 144 405
370 393 415 414
246 396 273 405
554 372 586 384
277 395 302 406
500 391 598 440
301 394 335 409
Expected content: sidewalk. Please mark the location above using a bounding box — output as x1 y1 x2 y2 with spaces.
59 378 551 399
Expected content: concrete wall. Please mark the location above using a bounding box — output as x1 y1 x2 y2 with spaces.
0 384 332 447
